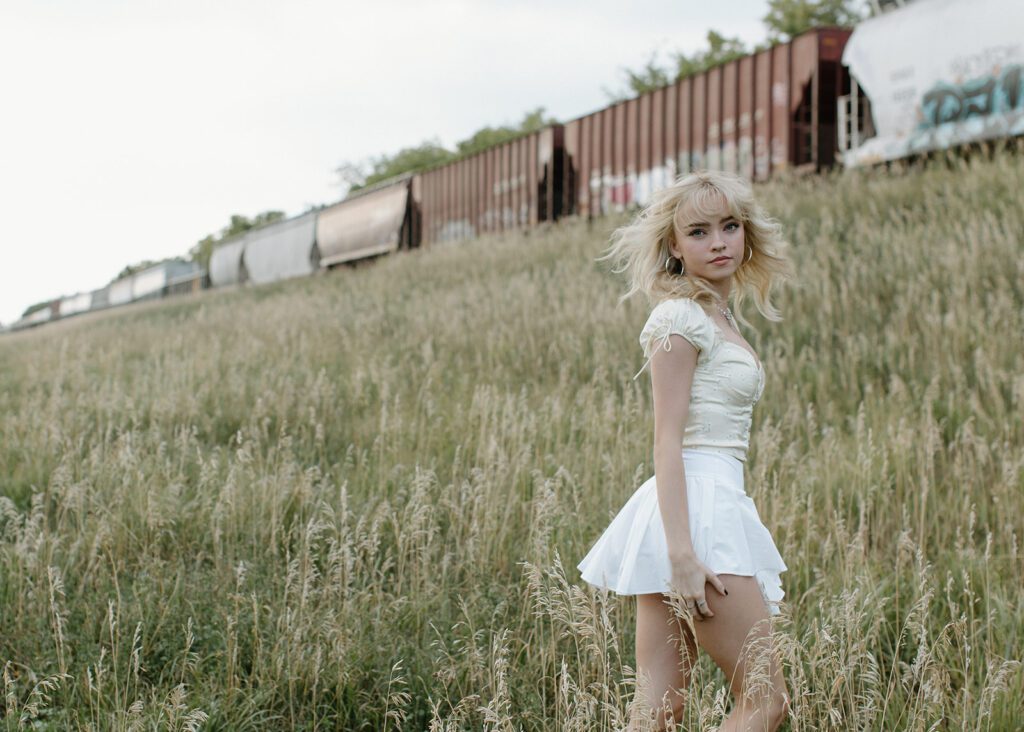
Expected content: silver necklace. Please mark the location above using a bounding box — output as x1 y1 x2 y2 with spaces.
716 303 736 331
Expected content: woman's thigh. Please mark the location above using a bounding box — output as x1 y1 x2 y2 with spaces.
691 574 787 701
634 593 698 712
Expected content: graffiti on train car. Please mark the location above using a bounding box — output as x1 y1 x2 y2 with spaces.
841 0 1024 166
919 63 1024 128
633 166 674 208
438 220 476 243
492 174 528 195
587 173 631 216
721 118 736 174
755 140 770 180
901 61 1024 157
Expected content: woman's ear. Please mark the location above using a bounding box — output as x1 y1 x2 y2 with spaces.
666 228 682 260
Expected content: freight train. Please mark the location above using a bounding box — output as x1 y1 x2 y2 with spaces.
10 0 1023 332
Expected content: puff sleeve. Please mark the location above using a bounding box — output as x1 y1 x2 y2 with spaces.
633 298 712 380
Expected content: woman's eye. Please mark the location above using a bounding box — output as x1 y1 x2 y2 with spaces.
689 223 738 236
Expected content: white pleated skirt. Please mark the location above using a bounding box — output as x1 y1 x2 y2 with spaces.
576 449 788 616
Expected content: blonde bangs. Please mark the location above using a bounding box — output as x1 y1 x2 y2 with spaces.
673 185 742 231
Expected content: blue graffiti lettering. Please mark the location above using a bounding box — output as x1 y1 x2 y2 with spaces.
918 64 1024 129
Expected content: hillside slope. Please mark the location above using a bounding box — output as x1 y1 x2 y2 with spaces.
1 148 1022 729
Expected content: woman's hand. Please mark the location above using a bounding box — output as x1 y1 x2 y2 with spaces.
668 552 728 620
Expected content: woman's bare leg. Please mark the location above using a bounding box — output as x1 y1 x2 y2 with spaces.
691 574 790 732
625 592 699 731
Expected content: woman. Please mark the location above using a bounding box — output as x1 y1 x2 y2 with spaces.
577 169 795 731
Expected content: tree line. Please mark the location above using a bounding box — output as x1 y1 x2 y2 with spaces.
606 0 864 99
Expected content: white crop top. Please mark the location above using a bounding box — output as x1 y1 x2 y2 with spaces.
633 297 765 462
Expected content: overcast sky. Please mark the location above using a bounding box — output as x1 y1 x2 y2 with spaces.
0 0 773 326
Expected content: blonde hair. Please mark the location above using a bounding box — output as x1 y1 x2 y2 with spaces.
597 169 794 327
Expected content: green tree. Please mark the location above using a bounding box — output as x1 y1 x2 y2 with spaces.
762 0 865 42
673 30 751 79
455 107 559 157
606 0 865 101
21 300 52 318
219 211 285 239
343 139 454 195
115 259 160 280
190 235 218 272
336 161 367 194
604 31 751 102
517 107 558 134
603 52 673 102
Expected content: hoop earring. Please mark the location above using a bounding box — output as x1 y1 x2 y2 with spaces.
744 245 753 263
665 256 685 275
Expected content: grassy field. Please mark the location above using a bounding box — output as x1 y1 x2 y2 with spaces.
1 146 1022 730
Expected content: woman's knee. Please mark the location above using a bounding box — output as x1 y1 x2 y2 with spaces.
731 683 790 730
768 688 790 727
626 693 685 732
746 687 789 730
633 664 688 718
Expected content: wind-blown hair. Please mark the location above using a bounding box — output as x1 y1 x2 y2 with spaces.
597 169 793 327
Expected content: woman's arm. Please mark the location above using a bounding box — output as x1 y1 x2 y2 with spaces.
649 332 699 560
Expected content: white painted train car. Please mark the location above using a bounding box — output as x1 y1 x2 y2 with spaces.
838 0 1024 165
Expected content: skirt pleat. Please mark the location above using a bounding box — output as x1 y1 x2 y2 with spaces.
576 449 788 616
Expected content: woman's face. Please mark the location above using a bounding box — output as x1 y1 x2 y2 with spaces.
669 195 746 282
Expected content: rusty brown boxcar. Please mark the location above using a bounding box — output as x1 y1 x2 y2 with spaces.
414 126 572 246
563 26 853 218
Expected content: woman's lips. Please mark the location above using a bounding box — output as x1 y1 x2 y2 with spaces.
710 256 731 264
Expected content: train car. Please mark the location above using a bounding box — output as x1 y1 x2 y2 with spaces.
316 175 418 266
132 267 166 302
563 26 853 218
108 276 135 307
414 127 571 246
59 292 92 318
132 260 204 301
24 305 55 326
209 235 249 288
243 211 320 284
838 0 1024 167
89 286 110 311
165 269 207 296
88 286 110 311
11 300 59 330
157 260 204 297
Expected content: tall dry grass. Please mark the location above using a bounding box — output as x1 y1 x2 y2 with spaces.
1 144 1022 729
